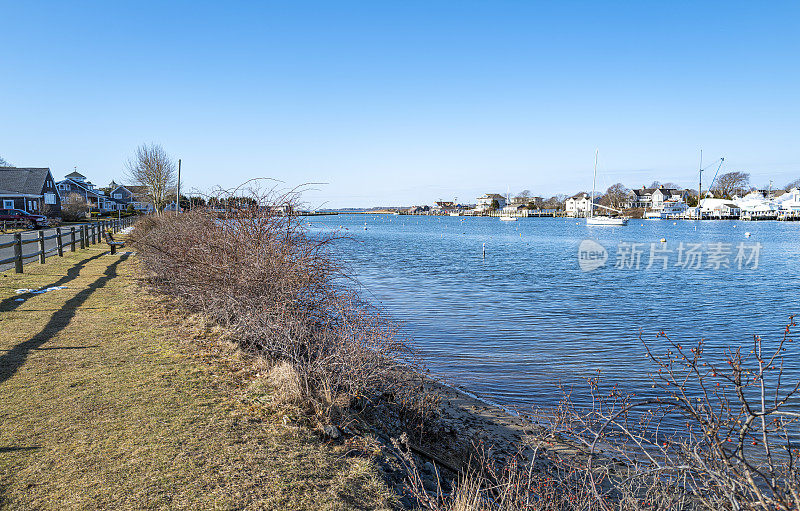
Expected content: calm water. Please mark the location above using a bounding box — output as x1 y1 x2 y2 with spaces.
310 214 800 415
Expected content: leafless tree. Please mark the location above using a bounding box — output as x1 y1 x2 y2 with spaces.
125 143 176 213
61 192 89 221
785 178 800 191
604 183 631 210
712 171 750 198
515 189 532 200
543 194 567 210
0 155 12 167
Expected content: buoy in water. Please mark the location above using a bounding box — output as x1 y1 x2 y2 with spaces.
745 232 751 238
660 238 667 243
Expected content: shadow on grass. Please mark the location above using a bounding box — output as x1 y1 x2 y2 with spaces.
0 252 106 313
0 446 41 454
0 254 129 386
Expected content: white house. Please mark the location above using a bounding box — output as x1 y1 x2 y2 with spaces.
777 188 800 219
700 198 740 219
735 191 780 220
502 203 527 214
475 194 507 212
565 193 596 217
626 187 687 210
659 199 688 219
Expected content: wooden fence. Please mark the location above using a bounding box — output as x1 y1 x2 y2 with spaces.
0 217 136 274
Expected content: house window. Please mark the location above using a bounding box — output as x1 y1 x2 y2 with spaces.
44 193 57 205
2 200 13 209
58 184 69 190
113 193 122 199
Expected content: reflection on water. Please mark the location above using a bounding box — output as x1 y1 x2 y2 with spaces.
310 215 800 416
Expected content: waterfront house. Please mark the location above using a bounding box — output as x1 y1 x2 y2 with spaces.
736 191 780 220
475 193 507 212
700 198 740 219
108 184 153 213
57 171 125 212
776 188 800 220
659 199 689 219
565 192 596 217
626 187 687 210
0 167 62 216
502 203 527 214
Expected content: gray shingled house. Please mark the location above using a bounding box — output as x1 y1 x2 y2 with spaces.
0 167 62 216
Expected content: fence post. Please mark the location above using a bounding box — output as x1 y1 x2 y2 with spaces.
70 227 76 252
38 230 46 264
13 232 23 273
80 225 86 249
56 227 63 257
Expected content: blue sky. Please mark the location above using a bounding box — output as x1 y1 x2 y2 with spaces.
2 1 798 207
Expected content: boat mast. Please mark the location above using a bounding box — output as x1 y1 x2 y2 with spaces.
590 149 598 218
698 149 703 219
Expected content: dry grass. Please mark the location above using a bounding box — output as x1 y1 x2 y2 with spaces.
0 246 393 510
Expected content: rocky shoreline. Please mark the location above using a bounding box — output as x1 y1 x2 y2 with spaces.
320 372 586 508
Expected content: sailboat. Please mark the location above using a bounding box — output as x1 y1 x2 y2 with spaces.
499 187 518 221
586 150 628 226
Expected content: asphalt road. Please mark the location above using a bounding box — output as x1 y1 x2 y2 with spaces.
0 223 95 272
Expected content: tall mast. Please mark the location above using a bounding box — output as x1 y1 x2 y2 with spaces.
698 149 703 218
591 149 598 218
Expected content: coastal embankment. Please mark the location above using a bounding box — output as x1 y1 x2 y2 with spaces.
0 240 393 509
5 205 797 510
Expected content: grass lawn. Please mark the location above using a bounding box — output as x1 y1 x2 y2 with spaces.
0 244 392 510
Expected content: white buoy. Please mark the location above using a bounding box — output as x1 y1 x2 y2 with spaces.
745 232 751 238
482 242 486 258
660 238 667 243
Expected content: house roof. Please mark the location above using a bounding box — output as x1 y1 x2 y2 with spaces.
0 167 50 195
113 184 149 195
632 187 682 197
569 192 590 199
59 177 103 196
65 171 86 179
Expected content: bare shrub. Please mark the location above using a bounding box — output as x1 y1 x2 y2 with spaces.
130 182 419 422
400 317 800 510
61 192 89 221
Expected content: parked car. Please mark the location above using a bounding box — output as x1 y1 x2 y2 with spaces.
0 209 49 228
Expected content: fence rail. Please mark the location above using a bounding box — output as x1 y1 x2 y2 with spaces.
0 217 136 273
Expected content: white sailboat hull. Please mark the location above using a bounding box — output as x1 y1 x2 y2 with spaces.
586 216 628 226
499 216 518 221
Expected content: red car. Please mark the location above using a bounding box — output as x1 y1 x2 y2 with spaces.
0 208 49 228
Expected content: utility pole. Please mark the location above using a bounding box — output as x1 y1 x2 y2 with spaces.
176 159 181 215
